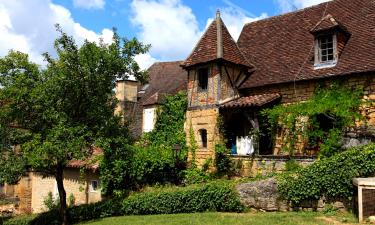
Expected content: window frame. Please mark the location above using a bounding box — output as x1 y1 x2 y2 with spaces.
314 33 338 69
142 106 157 133
199 129 208 149
90 180 100 193
197 67 209 92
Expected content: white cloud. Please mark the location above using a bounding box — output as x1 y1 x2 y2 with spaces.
276 0 332 13
73 0 105 10
130 0 201 61
0 0 112 65
134 53 157 70
219 1 268 40
130 0 267 63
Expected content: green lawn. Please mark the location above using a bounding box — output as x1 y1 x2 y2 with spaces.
77 212 357 225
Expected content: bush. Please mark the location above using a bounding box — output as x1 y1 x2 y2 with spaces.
182 168 212 185
3 183 243 224
278 143 375 204
1 215 36 225
121 183 244 215
68 199 122 223
2 199 121 225
129 145 182 187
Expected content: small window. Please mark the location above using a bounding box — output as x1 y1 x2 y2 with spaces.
319 35 334 62
199 129 208 148
90 180 100 192
315 34 337 68
198 68 209 91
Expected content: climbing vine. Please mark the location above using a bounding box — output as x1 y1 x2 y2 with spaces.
262 84 364 157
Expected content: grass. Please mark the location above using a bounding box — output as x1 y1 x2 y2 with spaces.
77 212 358 225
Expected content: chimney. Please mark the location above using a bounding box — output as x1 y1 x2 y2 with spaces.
115 79 139 115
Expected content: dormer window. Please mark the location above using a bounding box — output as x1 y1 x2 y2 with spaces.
198 68 209 91
314 34 337 68
310 15 350 70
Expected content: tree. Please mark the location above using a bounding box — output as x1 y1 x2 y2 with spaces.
0 26 149 225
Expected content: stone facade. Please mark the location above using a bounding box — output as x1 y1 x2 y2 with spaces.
1 168 102 214
185 108 220 167
31 169 102 213
236 178 349 212
231 156 315 177
185 73 375 171
245 73 375 154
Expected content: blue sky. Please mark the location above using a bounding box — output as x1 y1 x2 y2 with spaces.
0 0 330 69
52 0 280 36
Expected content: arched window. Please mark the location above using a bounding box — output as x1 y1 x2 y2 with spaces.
199 129 208 148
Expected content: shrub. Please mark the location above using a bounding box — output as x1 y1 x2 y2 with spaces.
68 199 122 223
1 215 36 225
43 192 59 211
215 144 233 176
182 168 212 185
121 183 244 215
129 145 182 187
2 182 243 224
278 143 375 204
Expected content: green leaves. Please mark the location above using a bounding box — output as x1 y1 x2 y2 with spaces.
277 143 375 204
121 183 244 215
262 84 363 157
0 27 148 186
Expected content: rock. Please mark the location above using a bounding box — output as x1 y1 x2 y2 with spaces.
368 216 375 223
235 178 288 211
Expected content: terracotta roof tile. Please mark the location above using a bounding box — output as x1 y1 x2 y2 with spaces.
67 147 102 170
221 93 281 109
182 12 252 68
140 61 187 106
238 0 375 89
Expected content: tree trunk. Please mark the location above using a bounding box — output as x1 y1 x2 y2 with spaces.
56 163 68 225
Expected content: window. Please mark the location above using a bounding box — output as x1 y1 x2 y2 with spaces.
143 107 157 133
315 34 337 68
199 129 207 148
90 180 100 192
198 68 209 91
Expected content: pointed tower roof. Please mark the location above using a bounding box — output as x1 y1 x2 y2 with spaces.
182 10 253 68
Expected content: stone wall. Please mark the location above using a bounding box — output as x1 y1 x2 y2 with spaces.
236 178 350 212
1 173 33 214
30 168 102 213
185 108 221 167
245 73 375 154
232 156 315 178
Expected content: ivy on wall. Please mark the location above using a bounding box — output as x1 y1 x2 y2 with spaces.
130 91 188 187
262 84 364 157
278 143 375 204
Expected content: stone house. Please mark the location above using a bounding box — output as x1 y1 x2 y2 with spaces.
178 0 375 173
116 61 187 137
0 148 102 214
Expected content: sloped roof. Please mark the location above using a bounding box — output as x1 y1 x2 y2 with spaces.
221 93 281 109
310 14 342 33
68 147 102 171
182 11 252 68
140 61 187 106
238 0 375 89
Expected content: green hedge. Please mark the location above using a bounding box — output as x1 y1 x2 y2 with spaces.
2 183 243 224
122 183 244 215
278 143 375 204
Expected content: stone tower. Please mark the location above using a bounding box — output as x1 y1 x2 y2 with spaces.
181 11 254 166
